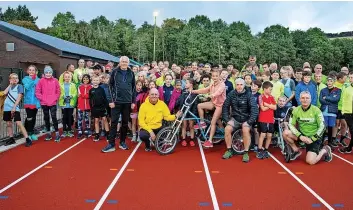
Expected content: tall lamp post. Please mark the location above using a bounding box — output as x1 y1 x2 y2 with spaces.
153 11 158 61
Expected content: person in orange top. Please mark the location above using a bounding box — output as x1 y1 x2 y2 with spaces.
192 70 226 148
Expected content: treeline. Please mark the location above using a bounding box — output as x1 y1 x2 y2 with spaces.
326 31 353 38
1 5 353 74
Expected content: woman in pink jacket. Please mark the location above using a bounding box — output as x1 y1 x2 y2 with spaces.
192 70 226 148
35 66 61 142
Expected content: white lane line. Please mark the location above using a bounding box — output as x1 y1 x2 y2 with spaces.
94 142 141 210
0 138 86 194
333 153 353 166
269 153 334 210
197 138 220 210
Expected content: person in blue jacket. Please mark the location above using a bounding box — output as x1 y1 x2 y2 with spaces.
22 65 41 141
295 71 317 106
319 77 341 147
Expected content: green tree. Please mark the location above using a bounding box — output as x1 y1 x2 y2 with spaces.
1 5 37 23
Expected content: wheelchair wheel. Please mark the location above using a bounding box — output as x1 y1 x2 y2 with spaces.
231 129 244 154
155 127 178 155
284 144 292 163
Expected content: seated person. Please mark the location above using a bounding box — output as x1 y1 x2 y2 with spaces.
138 88 182 151
283 91 333 165
222 78 259 163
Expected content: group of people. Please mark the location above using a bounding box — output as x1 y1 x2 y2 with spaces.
2 55 352 164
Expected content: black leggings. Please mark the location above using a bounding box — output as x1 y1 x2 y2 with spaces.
344 114 353 149
108 103 131 144
62 108 74 132
25 108 38 134
42 105 58 132
139 128 161 149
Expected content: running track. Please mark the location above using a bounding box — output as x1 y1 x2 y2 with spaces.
0 136 352 210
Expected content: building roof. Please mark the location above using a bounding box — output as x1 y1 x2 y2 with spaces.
0 21 141 66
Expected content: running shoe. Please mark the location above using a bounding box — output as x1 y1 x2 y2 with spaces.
25 138 32 147
181 140 187 147
323 145 332 162
93 133 100 142
263 150 270 159
84 130 92 137
256 150 264 159
203 140 213 148
328 141 338 148
102 144 116 153
67 131 74 138
119 142 129 150
45 133 52 141
145 147 152 152
61 131 67 138
242 152 249 163
290 150 302 160
189 140 195 147
30 134 38 141
55 133 60 142
339 139 348 147
131 135 137 142
77 131 83 139
194 122 207 130
222 150 234 159
338 147 352 154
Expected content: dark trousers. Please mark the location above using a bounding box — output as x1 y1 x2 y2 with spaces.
25 108 38 134
344 114 353 149
62 108 74 132
42 105 58 132
139 128 161 149
108 103 130 145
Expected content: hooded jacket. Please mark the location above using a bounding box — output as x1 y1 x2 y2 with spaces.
35 76 60 106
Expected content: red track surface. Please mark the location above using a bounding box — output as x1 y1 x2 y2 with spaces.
1 138 353 210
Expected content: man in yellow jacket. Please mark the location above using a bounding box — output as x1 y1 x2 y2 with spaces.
138 88 182 151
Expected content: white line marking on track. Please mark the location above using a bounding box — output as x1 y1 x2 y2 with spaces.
269 153 334 210
333 153 353 166
0 138 86 194
94 142 141 210
197 138 220 210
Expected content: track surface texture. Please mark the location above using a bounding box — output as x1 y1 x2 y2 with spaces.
0 137 353 210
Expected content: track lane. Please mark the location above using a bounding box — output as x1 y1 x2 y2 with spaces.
100 144 213 210
205 145 327 210
0 139 137 210
0 134 80 189
271 149 353 209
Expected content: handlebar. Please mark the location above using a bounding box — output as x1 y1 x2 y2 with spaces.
184 92 200 106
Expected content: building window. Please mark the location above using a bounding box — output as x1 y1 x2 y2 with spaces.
6 43 15 51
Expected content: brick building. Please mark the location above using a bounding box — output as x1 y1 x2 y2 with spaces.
0 21 140 89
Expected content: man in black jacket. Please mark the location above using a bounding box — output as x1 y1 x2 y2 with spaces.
221 78 258 162
102 56 136 152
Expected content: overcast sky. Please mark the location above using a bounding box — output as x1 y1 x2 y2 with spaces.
2 1 353 34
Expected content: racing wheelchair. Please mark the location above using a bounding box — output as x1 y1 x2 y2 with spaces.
154 93 243 155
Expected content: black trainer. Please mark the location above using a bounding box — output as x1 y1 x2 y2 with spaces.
328 141 338 148
5 137 16 146
25 138 32 147
290 150 302 160
338 147 352 154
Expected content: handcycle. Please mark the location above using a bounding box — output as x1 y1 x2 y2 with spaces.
154 93 243 155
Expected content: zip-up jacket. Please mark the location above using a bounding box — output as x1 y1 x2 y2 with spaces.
222 88 258 125
22 75 41 109
35 77 60 106
78 84 92 111
109 67 136 104
295 80 317 106
319 87 341 114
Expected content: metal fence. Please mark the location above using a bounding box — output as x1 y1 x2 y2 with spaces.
0 67 62 144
